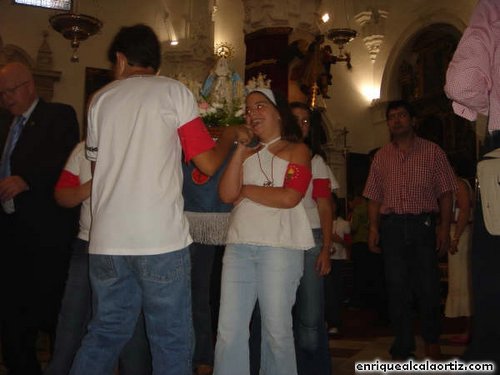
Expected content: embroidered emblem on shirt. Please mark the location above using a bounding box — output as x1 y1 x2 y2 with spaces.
285 164 299 181
192 168 210 185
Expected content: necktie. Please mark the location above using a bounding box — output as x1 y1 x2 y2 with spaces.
1 115 25 213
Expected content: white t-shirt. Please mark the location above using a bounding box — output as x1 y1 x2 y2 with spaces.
86 75 211 255
303 154 339 229
331 217 350 260
226 147 314 250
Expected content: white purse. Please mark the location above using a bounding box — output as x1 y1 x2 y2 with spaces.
477 148 500 235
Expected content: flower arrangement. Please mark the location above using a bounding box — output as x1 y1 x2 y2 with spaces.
197 97 245 128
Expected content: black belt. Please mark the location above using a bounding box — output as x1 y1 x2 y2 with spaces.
381 212 433 219
381 213 436 225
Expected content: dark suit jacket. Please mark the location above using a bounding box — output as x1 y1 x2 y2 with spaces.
0 99 80 248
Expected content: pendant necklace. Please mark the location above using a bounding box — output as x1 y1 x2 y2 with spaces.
257 136 281 187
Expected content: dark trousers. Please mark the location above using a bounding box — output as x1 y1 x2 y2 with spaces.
324 259 346 328
350 242 370 307
0 213 73 375
380 213 441 358
190 242 218 367
352 242 389 320
462 131 500 369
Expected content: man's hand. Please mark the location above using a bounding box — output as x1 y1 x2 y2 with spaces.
436 226 450 257
0 175 29 201
315 246 331 276
449 238 459 255
368 228 381 253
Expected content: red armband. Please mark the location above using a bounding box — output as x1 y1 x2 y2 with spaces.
178 117 216 162
283 163 312 196
55 170 80 190
312 178 331 200
344 234 352 246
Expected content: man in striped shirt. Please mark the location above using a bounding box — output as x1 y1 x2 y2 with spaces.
363 100 456 361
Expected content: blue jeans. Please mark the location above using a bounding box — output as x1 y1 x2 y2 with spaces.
69 247 193 375
294 229 331 375
190 242 216 367
214 244 303 375
380 214 441 358
44 239 151 375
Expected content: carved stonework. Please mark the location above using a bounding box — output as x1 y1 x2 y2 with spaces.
243 0 321 35
36 31 53 71
0 32 61 102
354 8 389 62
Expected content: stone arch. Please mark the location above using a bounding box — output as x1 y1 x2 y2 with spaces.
380 10 466 101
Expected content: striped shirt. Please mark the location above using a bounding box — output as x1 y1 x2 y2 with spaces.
444 0 500 132
363 137 457 215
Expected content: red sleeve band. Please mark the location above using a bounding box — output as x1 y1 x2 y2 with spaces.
312 178 331 200
283 163 312 196
55 170 80 190
178 117 216 162
344 234 352 246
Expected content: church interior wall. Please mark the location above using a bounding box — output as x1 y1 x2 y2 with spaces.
0 0 477 155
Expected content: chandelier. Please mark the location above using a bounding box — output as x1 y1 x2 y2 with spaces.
325 28 357 69
49 0 102 62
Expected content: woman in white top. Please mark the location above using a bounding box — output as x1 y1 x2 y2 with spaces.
290 102 335 375
214 88 313 375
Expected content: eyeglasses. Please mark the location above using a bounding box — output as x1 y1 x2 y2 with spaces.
0 81 29 97
387 111 410 121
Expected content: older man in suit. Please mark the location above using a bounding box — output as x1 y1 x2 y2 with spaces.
0 62 79 375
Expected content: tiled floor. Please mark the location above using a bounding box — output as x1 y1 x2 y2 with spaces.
0 307 467 375
330 306 467 374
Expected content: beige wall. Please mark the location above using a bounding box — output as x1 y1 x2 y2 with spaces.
0 0 476 153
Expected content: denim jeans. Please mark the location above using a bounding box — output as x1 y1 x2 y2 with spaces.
293 229 331 375
190 242 216 367
45 238 152 375
380 214 441 358
214 244 303 375
69 247 193 375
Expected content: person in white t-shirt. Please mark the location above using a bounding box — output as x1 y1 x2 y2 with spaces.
69 25 249 375
325 195 351 334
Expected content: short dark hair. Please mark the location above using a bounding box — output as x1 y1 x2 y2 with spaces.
385 99 416 120
107 24 161 72
289 101 311 113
